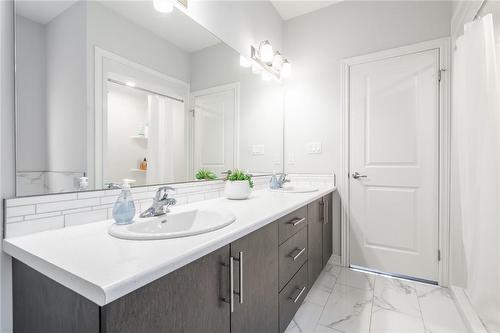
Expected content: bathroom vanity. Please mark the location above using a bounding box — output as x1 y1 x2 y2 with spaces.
6 188 335 333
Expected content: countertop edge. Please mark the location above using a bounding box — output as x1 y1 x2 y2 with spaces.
4 187 336 306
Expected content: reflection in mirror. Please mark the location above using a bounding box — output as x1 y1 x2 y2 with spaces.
15 0 284 196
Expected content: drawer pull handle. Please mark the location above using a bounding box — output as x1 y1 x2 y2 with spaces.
288 217 305 227
289 286 307 303
289 247 306 261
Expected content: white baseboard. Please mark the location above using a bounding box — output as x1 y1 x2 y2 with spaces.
450 286 488 333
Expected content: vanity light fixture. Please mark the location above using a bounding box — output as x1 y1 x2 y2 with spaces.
153 0 174 13
281 60 292 78
260 40 274 63
242 40 292 81
239 56 252 68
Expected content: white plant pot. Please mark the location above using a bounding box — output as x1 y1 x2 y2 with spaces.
224 180 251 200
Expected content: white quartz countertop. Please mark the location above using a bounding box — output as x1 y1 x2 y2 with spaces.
3 186 336 306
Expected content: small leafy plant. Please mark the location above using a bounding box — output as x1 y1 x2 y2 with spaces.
226 169 254 188
195 168 217 180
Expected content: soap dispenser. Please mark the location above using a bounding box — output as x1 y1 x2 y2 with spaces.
112 180 136 225
269 170 279 189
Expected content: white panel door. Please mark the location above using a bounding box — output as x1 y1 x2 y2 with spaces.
349 49 439 282
193 87 236 177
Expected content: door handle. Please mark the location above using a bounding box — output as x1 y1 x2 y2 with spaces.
352 172 367 179
323 198 329 225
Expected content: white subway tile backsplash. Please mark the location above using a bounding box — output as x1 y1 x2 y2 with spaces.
6 205 35 218
6 193 77 207
25 211 61 221
6 216 24 224
37 198 100 214
77 191 105 199
7 216 64 238
65 209 108 227
4 175 333 238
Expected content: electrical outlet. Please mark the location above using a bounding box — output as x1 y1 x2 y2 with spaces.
307 142 322 154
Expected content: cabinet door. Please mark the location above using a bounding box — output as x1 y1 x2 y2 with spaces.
101 245 231 333
308 199 323 285
322 193 333 266
231 222 278 333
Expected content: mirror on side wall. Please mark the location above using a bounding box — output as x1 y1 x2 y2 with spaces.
14 0 284 196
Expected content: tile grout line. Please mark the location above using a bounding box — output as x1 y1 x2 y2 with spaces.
415 285 430 332
368 276 376 333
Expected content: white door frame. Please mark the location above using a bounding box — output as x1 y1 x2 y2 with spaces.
339 38 451 286
189 83 240 176
93 47 190 188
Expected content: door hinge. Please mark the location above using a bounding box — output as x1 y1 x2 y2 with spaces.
189 109 195 117
438 250 441 261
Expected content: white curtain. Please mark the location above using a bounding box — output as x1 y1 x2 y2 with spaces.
453 14 500 331
146 95 184 184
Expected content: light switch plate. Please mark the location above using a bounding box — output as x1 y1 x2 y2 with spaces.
307 142 322 154
252 145 265 155
288 153 296 165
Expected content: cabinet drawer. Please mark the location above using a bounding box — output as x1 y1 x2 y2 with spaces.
279 262 308 333
278 206 307 245
279 227 307 290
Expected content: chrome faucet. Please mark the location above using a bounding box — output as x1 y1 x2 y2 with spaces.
139 186 177 218
277 173 291 188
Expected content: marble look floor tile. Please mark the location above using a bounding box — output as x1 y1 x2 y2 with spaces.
415 283 468 333
373 275 420 317
318 283 373 333
370 307 425 333
306 284 333 306
285 300 325 333
315 324 342 332
335 268 375 290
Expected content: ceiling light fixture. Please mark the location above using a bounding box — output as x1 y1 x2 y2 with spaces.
153 0 174 13
240 40 291 81
125 81 136 87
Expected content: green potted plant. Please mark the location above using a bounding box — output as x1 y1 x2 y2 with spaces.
224 169 254 200
195 168 217 181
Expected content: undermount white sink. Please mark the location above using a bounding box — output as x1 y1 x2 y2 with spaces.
270 185 319 193
108 208 236 240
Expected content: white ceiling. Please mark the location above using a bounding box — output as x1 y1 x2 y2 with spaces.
99 1 221 53
270 0 342 20
16 0 221 53
16 0 78 24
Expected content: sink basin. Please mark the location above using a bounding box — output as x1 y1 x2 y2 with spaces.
270 185 319 193
109 208 236 240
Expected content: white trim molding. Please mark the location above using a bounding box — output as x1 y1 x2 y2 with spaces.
450 286 488 333
339 37 452 286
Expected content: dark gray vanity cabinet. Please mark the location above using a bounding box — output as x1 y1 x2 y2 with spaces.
100 245 231 333
307 198 324 284
12 192 334 333
322 193 333 267
230 222 279 333
308 193 334 285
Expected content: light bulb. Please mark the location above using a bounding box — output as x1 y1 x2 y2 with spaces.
281 59 292 78
260 40 273 63
261 71 272 81
272 52 283 70
239 55 252 68
153 0 173 13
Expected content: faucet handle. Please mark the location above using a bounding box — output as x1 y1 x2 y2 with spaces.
154 186 176 202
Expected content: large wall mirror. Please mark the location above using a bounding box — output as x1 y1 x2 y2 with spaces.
14 0 284 196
